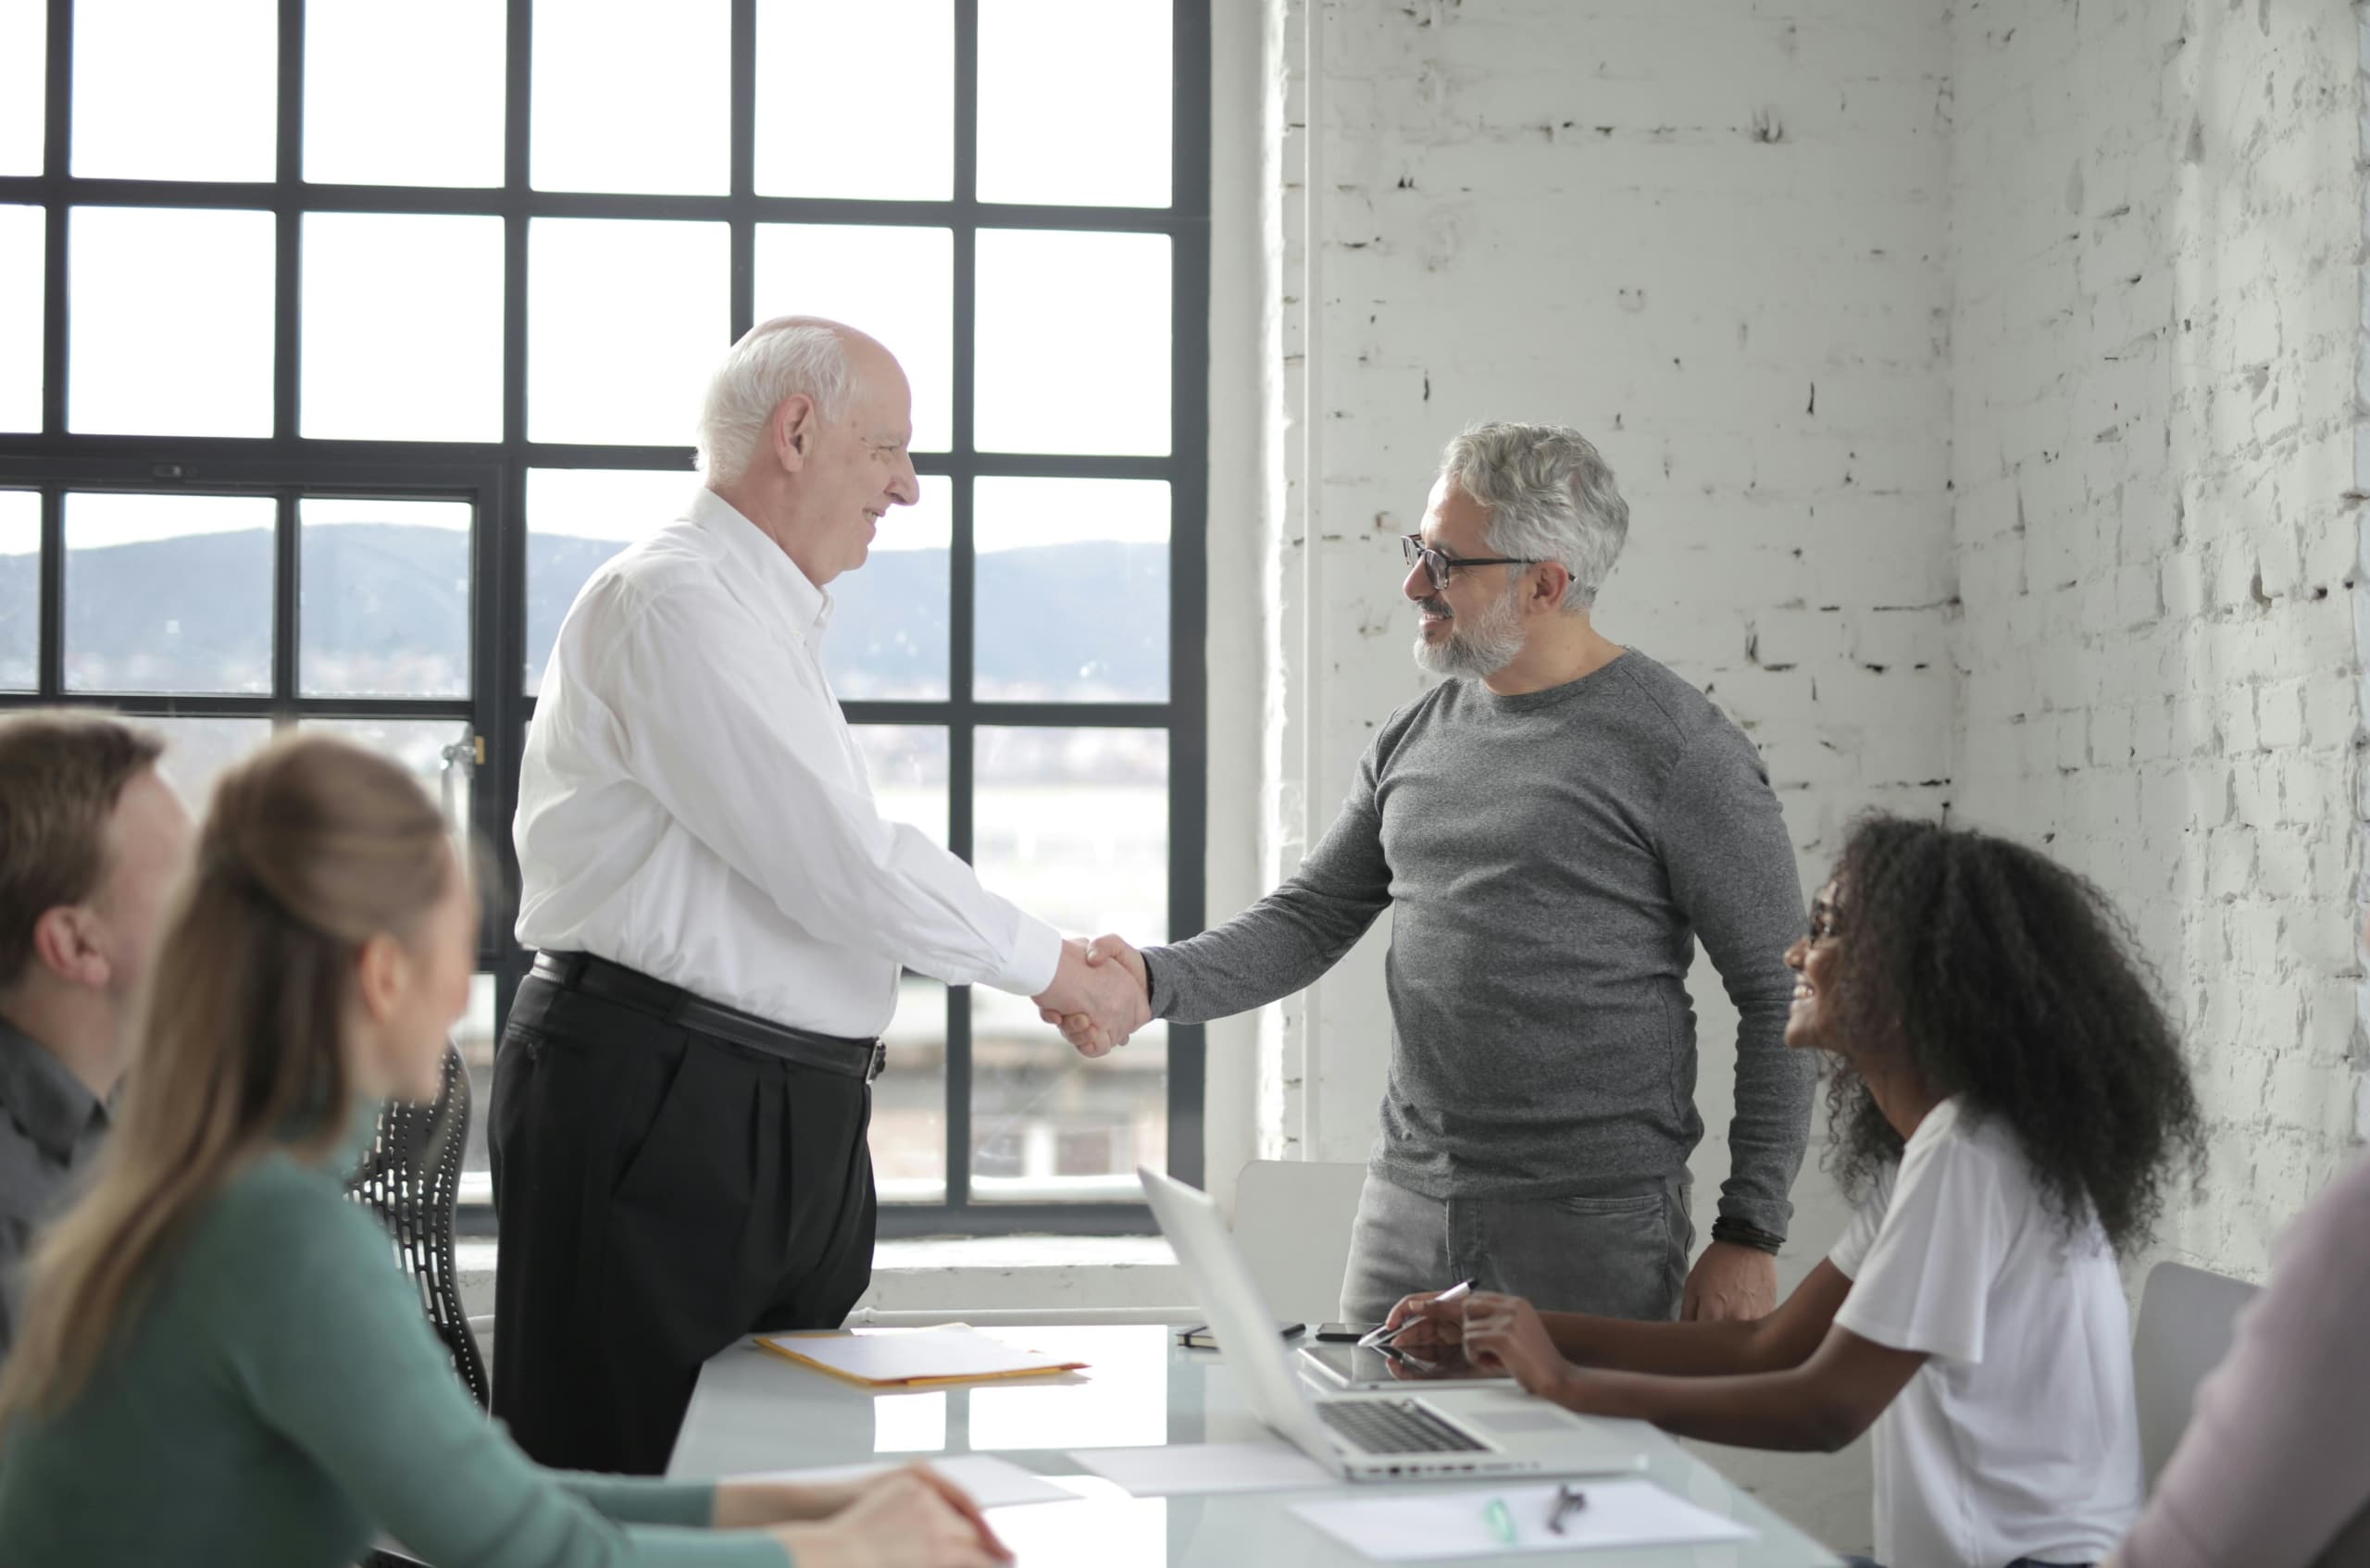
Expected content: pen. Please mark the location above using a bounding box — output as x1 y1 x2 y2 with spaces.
1547 1484 1587 1534
1484 1496 1517 1546
1357 1279 1475 1349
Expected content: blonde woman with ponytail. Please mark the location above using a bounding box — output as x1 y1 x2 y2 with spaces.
0 735 1007 1568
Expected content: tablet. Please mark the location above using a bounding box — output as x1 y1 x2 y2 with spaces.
1294 1338 1513 1390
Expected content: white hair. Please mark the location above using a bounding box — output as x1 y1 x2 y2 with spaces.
1438 421 1631 612
696 317 857 486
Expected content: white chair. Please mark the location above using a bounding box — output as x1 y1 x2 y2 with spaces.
1226 1158 1371 1325
2132 1259 2260 1486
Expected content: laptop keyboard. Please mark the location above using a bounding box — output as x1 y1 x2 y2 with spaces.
1318 1399 1489 1455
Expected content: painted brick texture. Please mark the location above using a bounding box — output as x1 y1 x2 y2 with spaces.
1947 0 2364 1285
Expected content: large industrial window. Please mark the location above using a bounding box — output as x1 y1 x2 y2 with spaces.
0 0 1209 1237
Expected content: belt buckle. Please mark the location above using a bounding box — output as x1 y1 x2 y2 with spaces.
867 1040 887 1082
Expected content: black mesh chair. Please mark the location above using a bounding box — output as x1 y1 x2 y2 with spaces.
344 1038 490 1407
344 1039 489 1568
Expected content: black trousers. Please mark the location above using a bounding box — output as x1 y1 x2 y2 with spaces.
488 972 877 1475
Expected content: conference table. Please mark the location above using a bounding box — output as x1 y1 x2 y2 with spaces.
668 1324 1844 1566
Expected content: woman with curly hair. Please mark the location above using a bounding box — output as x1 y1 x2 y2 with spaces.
1382 815 2204 1568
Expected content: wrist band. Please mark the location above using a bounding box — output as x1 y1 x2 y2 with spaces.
1710 1217 1785 1254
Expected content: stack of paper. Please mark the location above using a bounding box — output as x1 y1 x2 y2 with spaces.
1291 1479 1755 1560
755 1325 1087 1389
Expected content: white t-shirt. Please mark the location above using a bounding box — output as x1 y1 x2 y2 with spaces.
1829 1097 2143 1568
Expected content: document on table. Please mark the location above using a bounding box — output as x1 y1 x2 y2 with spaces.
1291 1479 1755 1560
726 1453 1074 1510
753 1325 1086 1388
1066 1439 1338 1497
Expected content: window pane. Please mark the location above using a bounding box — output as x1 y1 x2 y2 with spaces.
978 0 1170 208
753 224 953 454
969 727 1167 1201
976 479 1166 702
302 717 475 837
0 491 36 690
526 467 698 693
65 492 273 694
305 0 505 187
71 0 276 180
531 0 728 195
302 213 503 442
873 977 947 1203
852 724 947 852
300 497 471 698
754 0 951 200
147 717 274 813
457 975 495 1176
0 1 41 176
0 205 39 432
69 206 274 437
975 230 1168 456
819 473 948 701
528 218 727 444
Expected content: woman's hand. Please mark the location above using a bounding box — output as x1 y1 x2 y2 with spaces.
1459 1293 1575 1400
1379 1288 1465 1352
767 1466 1011 1568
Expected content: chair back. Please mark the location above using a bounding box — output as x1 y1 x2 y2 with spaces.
2133 1258 2259 1486
345 1039 489 1410
1228 1159 1371 1324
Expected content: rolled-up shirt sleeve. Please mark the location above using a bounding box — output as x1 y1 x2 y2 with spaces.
598 583 1060 998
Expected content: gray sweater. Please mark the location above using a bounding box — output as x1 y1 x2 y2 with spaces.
1145 651 1814 1238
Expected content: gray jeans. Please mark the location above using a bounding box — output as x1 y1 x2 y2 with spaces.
1338 1170 1695 1324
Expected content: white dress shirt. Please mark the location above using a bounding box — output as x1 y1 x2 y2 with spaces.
1829 1097 2144 1568
516 487 1062 1037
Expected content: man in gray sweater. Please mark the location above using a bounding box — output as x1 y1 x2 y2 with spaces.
1068 423 1814 1324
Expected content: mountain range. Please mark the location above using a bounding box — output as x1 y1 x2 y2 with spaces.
6 523 1172 701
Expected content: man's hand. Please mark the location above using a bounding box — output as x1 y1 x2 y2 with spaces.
1032 937 1149 1057
1680 1239 1778 1323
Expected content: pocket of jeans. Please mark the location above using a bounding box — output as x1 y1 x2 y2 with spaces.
1493 1188 1679 1317
1546 1188 1665 1218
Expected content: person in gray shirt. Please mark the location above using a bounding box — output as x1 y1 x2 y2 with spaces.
0 713 191 1355
1066 423 1814 1324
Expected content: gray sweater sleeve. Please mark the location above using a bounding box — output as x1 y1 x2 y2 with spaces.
1653 723 1814 1239
1141 742 1393 1025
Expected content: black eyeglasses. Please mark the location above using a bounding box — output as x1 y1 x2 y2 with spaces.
1806 898 1843 942
1401 533 1541 591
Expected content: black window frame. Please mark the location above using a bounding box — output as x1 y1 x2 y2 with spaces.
0 0 1211 1239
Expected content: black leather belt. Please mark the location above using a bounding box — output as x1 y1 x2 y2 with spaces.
529 952 887 1082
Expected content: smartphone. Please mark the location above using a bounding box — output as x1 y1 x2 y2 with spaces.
1314 1322 1378 1342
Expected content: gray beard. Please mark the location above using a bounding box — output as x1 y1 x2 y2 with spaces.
1411 582 1526 679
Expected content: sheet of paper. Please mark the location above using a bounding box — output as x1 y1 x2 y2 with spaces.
756 1325 1082 1386
1291 1479 1756 1561
1066 1439 1339 1497
726 1453 1074 1510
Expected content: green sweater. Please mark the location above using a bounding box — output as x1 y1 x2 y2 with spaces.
0 1139 790 1568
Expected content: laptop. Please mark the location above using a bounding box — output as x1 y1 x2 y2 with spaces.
1140 1167 1651 1481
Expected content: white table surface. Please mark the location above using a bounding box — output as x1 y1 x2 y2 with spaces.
667 1325 1845 1567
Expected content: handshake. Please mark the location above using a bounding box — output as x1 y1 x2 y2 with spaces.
1031 935 1150 1058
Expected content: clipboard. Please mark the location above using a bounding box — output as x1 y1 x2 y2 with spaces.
753 1325 1088 1389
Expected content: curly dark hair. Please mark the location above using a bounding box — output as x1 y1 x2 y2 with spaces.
1817 815 2204 1254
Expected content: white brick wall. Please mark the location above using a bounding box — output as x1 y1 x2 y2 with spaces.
1946 0 2365 1286
1227 0 2366 1549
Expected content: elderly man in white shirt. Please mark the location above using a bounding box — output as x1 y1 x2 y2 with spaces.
491 316 1149 1475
